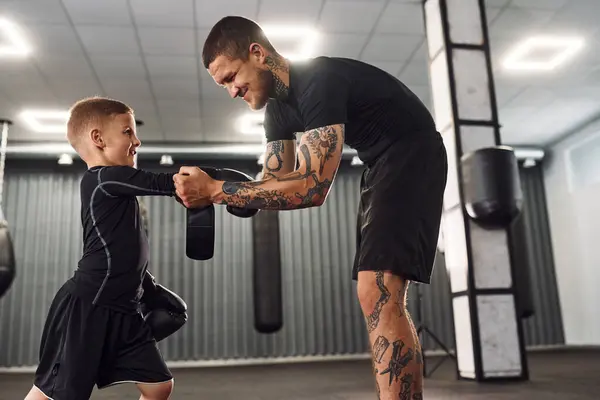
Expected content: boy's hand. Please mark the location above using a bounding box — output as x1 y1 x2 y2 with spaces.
173 167 218 208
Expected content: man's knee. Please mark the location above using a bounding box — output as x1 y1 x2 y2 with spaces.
356 270 408 315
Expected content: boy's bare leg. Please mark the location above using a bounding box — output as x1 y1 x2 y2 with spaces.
357 271 424 400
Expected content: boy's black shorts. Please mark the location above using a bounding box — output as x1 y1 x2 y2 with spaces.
34 279 173 399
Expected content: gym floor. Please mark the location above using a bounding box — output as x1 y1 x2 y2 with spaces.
0 348 597 399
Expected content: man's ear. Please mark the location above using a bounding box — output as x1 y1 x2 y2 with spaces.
249 43 265 62
90 129 104 149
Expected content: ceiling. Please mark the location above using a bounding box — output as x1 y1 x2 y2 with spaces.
0 0 598 149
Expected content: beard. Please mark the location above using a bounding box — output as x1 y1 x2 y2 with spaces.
247 66 289 110
266 70 289 100
255 67 288 101
246 69 271 110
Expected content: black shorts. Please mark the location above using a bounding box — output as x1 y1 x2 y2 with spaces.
34 279 172 400
352 131 448 284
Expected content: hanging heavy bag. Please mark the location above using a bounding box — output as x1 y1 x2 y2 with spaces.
461 146 523 227
0 120 16 299
0 217 16 299
252 210 283 333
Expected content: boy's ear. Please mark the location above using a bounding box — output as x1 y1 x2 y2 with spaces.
90 129 104 149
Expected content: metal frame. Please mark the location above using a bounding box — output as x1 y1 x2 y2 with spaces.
421 0 529 382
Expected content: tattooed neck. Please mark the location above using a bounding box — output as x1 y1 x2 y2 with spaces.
265 55 289 100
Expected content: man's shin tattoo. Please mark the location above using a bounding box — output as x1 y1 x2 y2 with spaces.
366 272 391 332
415 348 423 365
380 340 415 386
399 374 414 400
373 336 390 363
396 281 406 317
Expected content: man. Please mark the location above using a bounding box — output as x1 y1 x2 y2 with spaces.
174 16 447 399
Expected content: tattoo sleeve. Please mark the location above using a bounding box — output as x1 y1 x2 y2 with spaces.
212 124 345 210
261 139 296 180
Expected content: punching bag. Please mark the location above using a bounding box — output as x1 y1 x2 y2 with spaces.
0 119 16 299
252 210 283 333
461 146 523 227
509 211 535 319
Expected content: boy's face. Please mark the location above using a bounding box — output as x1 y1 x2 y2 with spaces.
99 112 141 167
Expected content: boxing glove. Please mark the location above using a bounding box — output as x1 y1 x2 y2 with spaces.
140 271 188 342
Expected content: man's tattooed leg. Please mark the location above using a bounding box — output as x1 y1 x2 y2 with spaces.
399 374 414 400
373 336 391 363
380 340 414 386
366 272 391 333
358 271 424 400
396 280 407 317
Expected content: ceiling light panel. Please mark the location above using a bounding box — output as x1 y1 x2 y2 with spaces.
0 17 31 57
262 25 319 61
502 36 584 71
21 110 69 134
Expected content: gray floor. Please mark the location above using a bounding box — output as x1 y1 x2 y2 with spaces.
1 348 598 399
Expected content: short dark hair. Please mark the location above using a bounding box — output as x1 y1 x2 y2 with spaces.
67 96 133 150
202 16 277 68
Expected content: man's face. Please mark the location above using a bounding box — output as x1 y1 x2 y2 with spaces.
208 51 272 110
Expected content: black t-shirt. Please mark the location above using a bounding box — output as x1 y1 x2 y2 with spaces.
71 166 176 313
264 56 436 164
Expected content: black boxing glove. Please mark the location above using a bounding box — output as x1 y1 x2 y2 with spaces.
140 271 188 342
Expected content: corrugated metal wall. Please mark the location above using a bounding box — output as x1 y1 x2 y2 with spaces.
518 165 565 346
0 160 563 368
0 168 84 368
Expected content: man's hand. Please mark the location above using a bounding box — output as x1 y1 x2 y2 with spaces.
173 166 218 208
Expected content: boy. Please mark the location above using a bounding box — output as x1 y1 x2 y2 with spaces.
25 96 183 400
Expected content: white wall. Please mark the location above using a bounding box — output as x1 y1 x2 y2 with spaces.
543 120 600 345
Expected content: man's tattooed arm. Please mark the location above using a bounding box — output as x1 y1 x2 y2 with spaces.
260 139 297 180
210 124 345 210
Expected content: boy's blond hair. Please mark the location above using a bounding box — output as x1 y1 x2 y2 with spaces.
67 96 134 152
